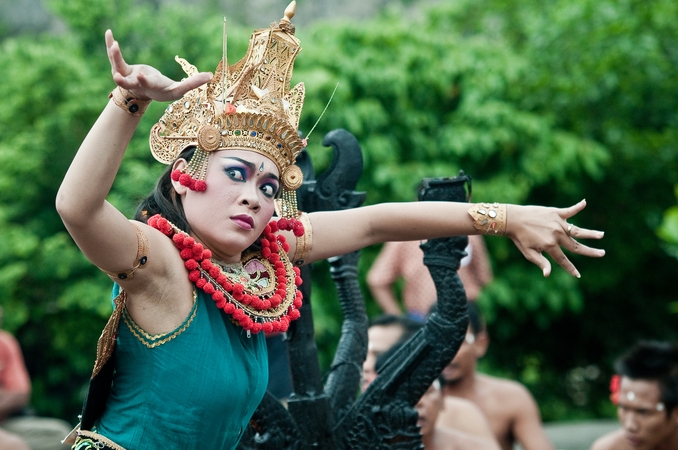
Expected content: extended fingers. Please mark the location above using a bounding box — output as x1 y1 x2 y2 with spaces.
560 199 587 220
546 247 580 278
105 30 130 79
563 236 605 258
567 224 604 241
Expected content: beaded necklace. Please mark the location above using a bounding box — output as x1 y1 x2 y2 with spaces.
147 214 303 334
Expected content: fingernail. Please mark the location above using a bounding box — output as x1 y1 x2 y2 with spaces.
575 270 581 279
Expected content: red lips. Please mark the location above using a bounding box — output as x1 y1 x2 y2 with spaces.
231 215 254 230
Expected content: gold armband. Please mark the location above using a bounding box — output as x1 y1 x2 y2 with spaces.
468 203 507 235
101 222 149 280
292 212 313 266
110 86 151 116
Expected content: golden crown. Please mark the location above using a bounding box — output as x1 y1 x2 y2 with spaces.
149 1 305 191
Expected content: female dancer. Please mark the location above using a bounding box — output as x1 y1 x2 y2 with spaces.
56 3 604 449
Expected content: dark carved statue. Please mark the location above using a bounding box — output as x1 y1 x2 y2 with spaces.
238 129 471 449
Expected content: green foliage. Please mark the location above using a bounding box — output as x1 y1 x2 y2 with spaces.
1 0 676 425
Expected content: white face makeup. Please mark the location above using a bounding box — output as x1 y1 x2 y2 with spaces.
178 149 279 263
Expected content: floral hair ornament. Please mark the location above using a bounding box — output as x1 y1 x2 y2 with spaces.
609 375 666 412
150 1 306 234
610 375 621 404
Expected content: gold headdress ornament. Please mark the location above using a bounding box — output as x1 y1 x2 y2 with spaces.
149 1 305 220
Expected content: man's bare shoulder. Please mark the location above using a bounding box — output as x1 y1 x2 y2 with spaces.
440 396 495 439
432 427 500 450
476 373 534 400
590 429 629 450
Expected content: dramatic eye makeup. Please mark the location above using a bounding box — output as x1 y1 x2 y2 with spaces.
260 180 279 198
225 166 246 181
221 156 280 198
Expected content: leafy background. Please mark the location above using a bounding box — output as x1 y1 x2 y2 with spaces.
0 0 677 424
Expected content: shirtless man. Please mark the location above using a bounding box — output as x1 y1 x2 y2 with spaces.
363 315 498 446
0 307 30 450
416 380 499 450
437 302 554 450
590 341 678 450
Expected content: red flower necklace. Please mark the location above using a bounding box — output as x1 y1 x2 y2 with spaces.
147 214 303 334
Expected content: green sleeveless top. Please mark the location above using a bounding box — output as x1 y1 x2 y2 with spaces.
96 286 268 449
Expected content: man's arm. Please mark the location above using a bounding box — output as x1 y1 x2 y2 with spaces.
0 331 31 421
510 383 555 450
366 241 405 316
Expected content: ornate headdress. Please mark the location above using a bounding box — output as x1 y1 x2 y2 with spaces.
149 1 305 221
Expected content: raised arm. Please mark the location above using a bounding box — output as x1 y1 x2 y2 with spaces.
55 30 212 275
306 199 604 277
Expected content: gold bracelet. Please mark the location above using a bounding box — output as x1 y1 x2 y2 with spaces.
468 203 507 235
101 222 149 280
110 86 151 116
292 212 313 266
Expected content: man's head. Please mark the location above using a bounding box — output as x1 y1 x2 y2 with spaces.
415 379 445 437
439 301 489 385
362 315 422 391
614 341 678 449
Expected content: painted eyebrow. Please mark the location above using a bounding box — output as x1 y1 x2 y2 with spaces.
222 156 279 182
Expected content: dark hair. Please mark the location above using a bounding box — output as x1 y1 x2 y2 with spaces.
427 300 485 335
134 147 196 233
370 314 423 337
615 341 678 416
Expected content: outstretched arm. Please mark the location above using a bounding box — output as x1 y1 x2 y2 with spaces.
56 30 212 276
306 199 604 277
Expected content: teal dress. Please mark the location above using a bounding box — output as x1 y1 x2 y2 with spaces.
95 286 268 449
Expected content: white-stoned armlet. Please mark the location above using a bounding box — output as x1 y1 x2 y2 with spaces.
468 203 507 235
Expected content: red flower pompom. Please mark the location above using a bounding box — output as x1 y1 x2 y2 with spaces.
262 247 272 258
224 303 236 314
260 239 270 248
263 322 273 334
179 173 193 187
295 276 303 286
203 283 215 295
209 267 221 279
180 248 193 260
293 221 304 237
269 221 279 233
196 278 207 289
194 180 207 192
289 309 301 320
185 260 199 270
277 218 289 230
293 297 302 309
170 170 182 181
212 292 225 302
610 375 621 405
251 323 263 334
188 270 201 282
201 259 213 270
270 242 279 253
232 308 245 320
282 242 290 253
